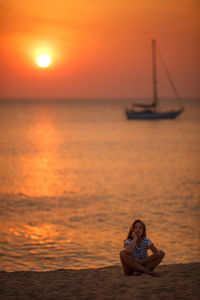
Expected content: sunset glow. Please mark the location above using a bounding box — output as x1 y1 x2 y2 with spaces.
0 0 199 99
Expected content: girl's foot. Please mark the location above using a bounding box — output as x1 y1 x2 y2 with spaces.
133 271 142 276
149 270 160 277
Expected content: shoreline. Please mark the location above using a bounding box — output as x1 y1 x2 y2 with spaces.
0 262 199 299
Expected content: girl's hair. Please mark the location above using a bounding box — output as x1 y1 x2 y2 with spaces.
126 219 146 240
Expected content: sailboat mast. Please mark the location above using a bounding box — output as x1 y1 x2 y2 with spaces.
152 39 158 109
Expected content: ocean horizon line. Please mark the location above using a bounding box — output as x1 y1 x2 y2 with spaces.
0 97 199 102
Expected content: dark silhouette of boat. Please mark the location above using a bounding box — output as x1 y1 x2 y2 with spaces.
125 39 184 120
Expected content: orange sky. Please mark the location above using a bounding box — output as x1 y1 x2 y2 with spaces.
0 0 199 99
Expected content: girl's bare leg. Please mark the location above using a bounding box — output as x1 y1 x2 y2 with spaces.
144 250 165 271
120 250 159 276
120 259 134 276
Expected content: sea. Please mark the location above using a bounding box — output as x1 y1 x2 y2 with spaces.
0 98 199 271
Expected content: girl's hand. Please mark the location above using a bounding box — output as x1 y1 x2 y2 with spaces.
131 232 137 241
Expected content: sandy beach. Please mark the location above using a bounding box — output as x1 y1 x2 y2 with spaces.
0 263 199 299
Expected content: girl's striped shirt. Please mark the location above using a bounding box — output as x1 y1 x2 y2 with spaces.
124 238 153 260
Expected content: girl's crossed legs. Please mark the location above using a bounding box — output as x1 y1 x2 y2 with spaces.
120 250 165 276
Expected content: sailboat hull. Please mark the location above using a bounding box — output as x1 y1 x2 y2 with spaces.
126 109 183 120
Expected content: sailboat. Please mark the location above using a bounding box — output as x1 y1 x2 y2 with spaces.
125 39 184 120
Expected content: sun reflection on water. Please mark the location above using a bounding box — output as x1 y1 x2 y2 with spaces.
16 106 79 197
9 223 58 244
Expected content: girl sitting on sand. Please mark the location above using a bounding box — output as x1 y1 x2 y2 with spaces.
120 219 165 276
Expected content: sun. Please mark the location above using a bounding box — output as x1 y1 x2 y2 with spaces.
36 54 52 68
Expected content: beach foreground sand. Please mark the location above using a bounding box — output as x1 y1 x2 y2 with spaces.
0 263 199 299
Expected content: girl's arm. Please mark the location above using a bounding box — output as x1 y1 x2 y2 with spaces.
124 240 136 254
124 233 137 254
149 244 159 255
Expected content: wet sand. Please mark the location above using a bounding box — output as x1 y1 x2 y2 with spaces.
0 263 199 299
